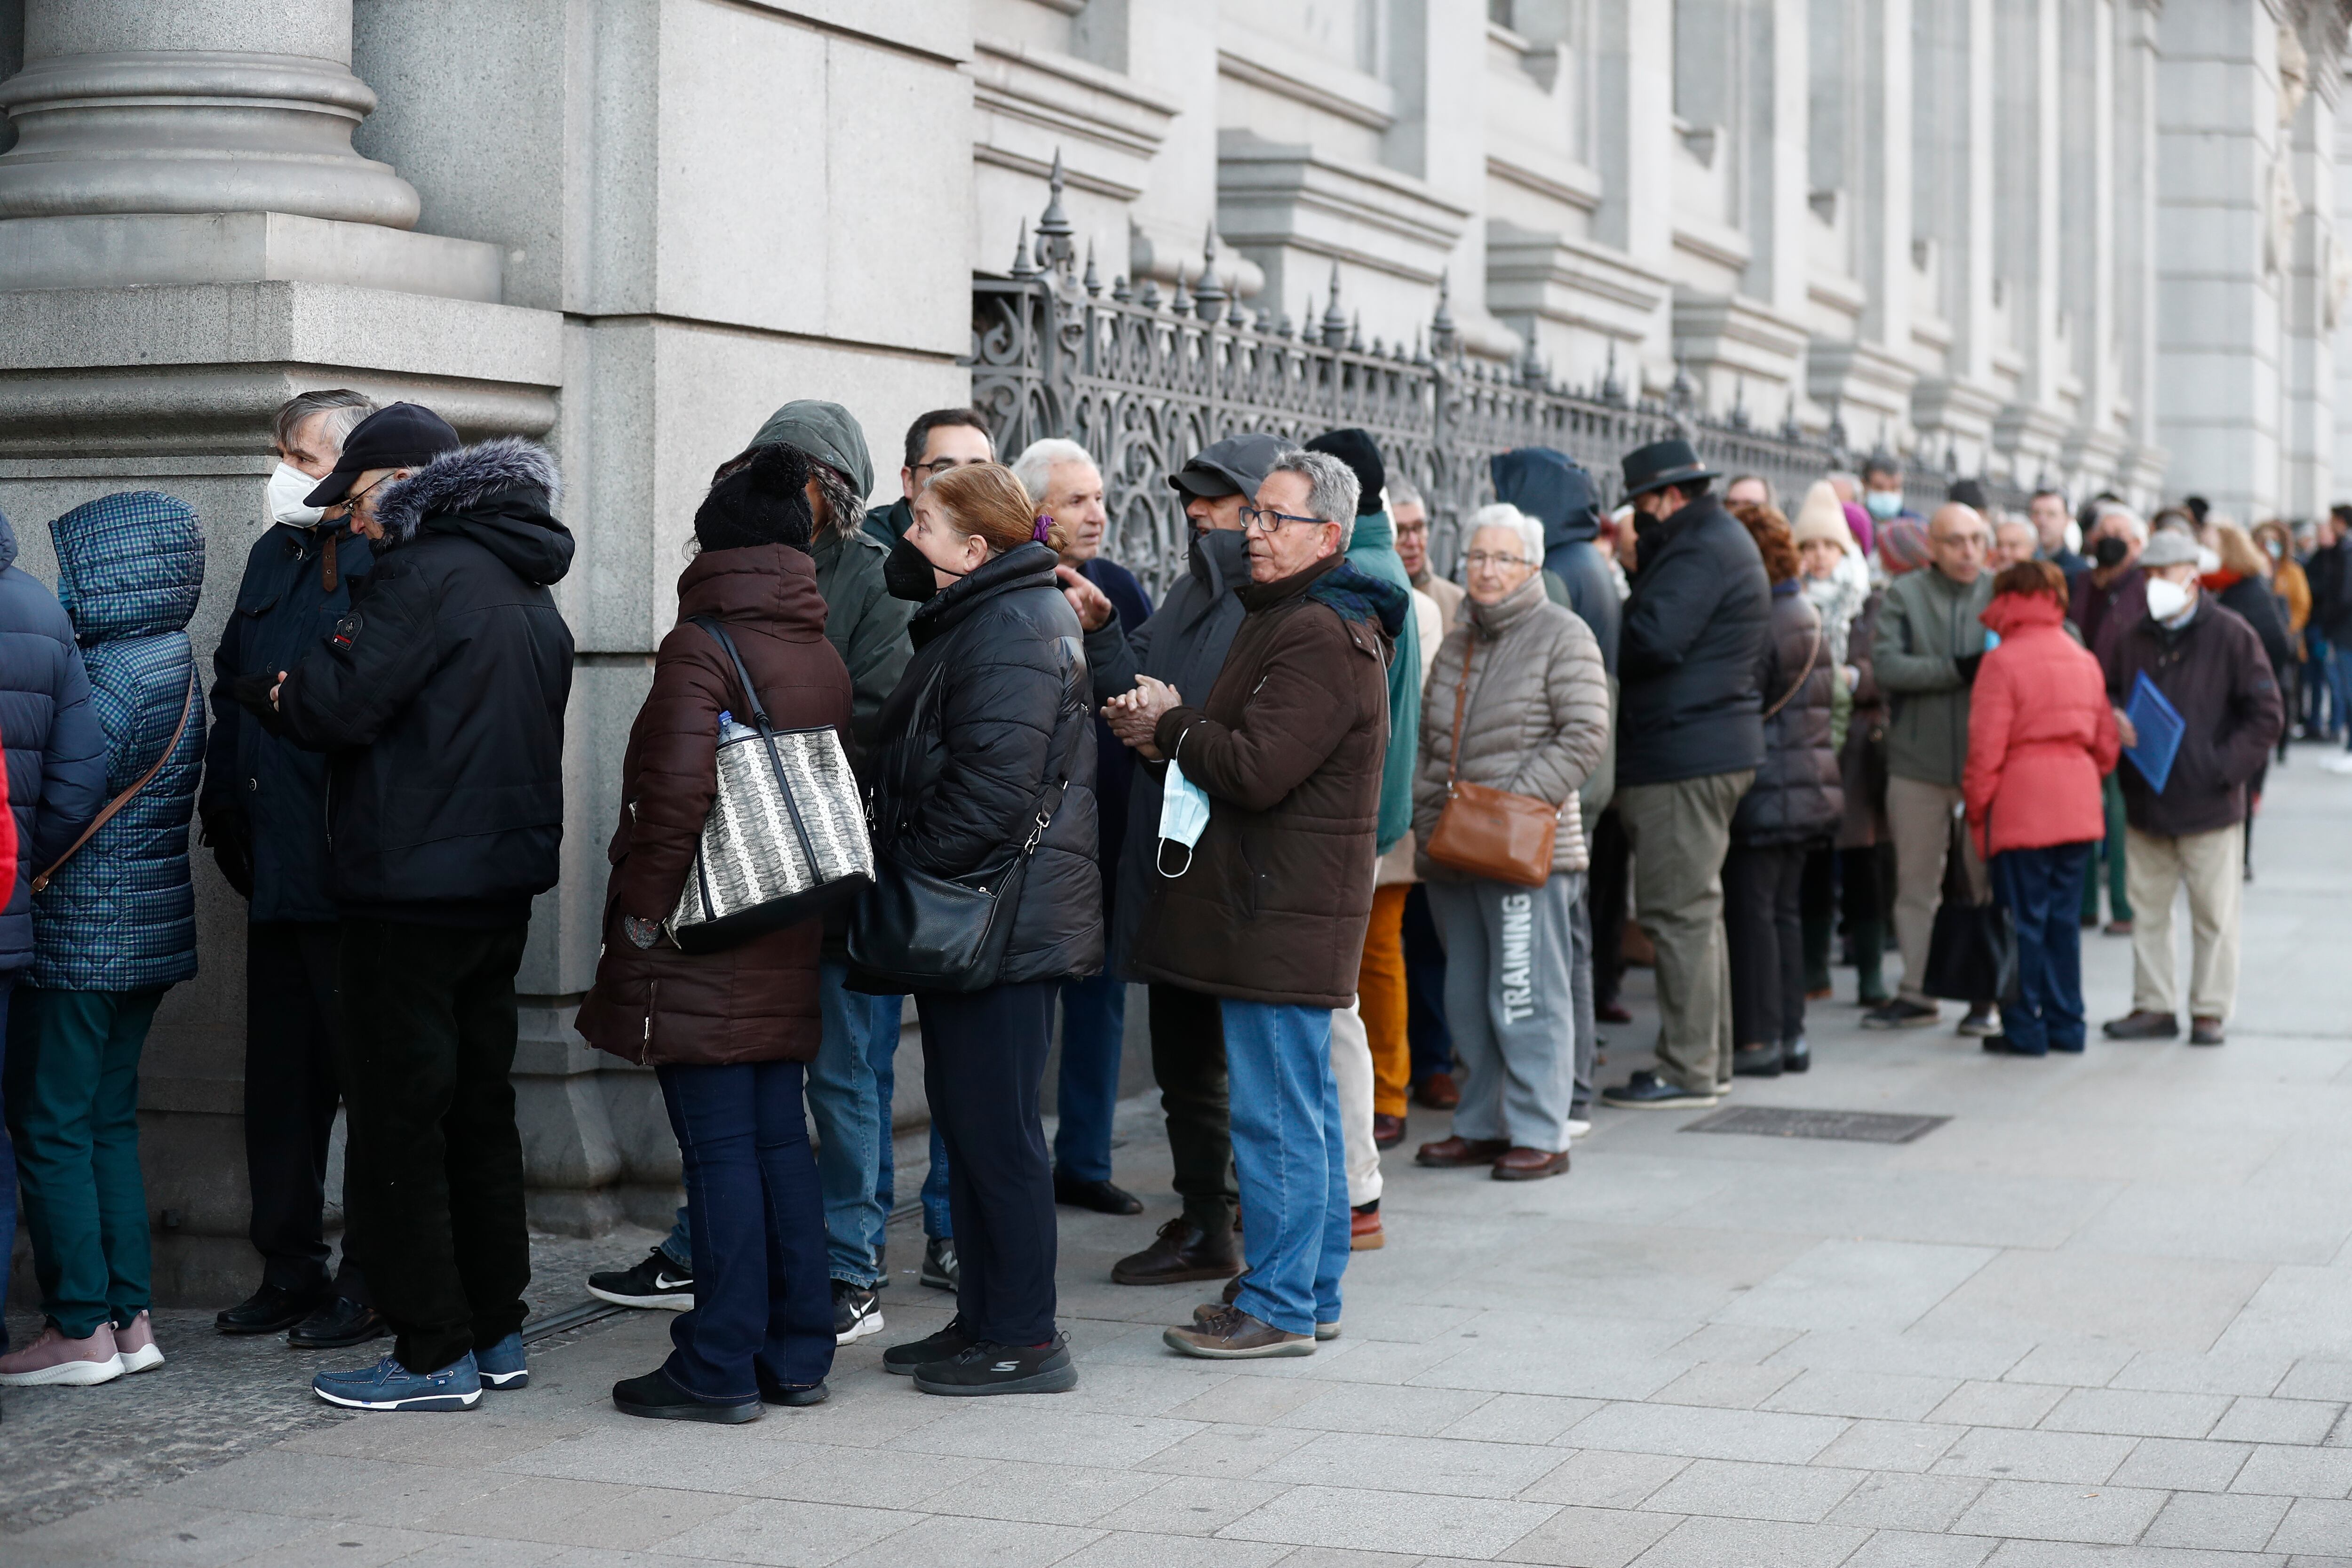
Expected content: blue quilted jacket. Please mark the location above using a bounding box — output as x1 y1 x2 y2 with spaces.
0 508 107 973
31 493 207 991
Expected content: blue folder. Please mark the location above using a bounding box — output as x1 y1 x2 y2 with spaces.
2122 671 2185 794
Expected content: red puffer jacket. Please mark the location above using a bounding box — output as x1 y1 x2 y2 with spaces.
1963 592 2119 858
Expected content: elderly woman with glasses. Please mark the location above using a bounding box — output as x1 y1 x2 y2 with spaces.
1410 503 1610 1180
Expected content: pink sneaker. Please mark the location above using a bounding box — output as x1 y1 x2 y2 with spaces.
114 1310 165 1374
0 1321 124 1385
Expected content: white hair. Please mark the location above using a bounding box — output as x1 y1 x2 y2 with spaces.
1387 475 1424 513
1265 450 1359 548
1468 502 1545 570
1010 437 1097 507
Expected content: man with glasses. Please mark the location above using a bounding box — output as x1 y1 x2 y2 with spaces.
864 408 995 553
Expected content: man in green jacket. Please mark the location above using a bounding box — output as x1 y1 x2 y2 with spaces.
1866 502 1998 1035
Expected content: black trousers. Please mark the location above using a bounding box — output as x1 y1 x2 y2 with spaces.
1724 844 1808 1048
1147 981 1234 1235
1588 807 1630 1008
916 979 1058 1346
244 923 368 1304
336 919 531 1375
1401 885 1453 1081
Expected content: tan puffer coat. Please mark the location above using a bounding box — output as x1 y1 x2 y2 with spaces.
1413 573 1610 879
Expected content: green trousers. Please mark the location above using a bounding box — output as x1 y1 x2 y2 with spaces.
4 987 165 1337
2079 773 2133 925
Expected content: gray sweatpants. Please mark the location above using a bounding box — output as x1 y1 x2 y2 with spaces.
1427 872 1589 1154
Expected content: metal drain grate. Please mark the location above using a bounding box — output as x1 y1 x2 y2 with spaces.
1681 1106 1950 1144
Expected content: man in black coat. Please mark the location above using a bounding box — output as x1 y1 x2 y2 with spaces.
206 389 388 1350
258 403 575 1410
1598 439 1770 1111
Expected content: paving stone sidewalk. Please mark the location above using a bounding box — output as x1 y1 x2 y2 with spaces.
8 753 2352 1566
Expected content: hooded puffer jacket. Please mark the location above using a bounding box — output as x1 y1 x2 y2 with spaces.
858 542 1103 988
576 545 853 1065
33 492 208 991
1732 580 1843 847
1963 591 2118 857
0 508 106 972
276 438 575 923
1412 573 1609 879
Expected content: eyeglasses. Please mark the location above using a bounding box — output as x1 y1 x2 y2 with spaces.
325 473 391 516
1463 551 1532 571
1240 505 1328 533
911 455 987 478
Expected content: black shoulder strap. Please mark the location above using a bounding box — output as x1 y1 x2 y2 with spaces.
687 616 770 728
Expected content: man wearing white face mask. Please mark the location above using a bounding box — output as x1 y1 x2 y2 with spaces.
2099 531 2283 1047
204 389 386 1348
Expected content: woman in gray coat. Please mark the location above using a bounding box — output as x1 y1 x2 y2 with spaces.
1409 511 1610 1180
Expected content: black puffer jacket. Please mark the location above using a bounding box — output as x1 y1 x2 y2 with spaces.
1734 579 1843 846
1618 493 1771 785
859 543 1102 987
276 438 575 924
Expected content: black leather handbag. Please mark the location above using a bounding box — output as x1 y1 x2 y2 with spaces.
1921 811 2020 1004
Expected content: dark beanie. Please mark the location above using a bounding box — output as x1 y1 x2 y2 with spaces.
1306 428 1386 516
695 443 813 553
1946 477 1988 511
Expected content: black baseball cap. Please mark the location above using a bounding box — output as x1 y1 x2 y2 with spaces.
1169 432 1293 500
305 401 462 507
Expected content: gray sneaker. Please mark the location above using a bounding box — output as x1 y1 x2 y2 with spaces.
1165 1305 1314 1360
919 1236 959 1292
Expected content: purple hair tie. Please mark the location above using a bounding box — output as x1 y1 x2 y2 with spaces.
1032 513 1053 543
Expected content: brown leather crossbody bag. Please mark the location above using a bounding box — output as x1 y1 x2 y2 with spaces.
32 668 199 893
1424 636 1561 888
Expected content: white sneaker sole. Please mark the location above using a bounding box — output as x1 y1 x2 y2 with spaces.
0 1353 125 1386
312 1383 482 1412
836 1311 886 1346
588 1284 691 1312
118 1344 166 1375
478 1368 529 1390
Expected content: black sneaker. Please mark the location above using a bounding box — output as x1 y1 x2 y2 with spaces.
216 1282 323 1336
1053 1172 1144 1215
1955 1005 2002 1038
883 1317 977 1376
1862 998 1941 1030
757 1373 830 1407
288 1296 388 1350
612 1366 759 1424
911 1333 1077 1396
1599 1071 1717 1110
918 1236 959 1292
832 1280 884 1345
588 1248 693 1311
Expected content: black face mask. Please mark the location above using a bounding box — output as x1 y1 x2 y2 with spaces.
2093 535 2129 569
884 533 960 602
1191 526 1251 585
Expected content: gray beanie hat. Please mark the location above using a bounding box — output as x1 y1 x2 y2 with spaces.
2137 530 2201 570
749 401 874 500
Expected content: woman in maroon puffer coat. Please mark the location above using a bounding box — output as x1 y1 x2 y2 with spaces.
577 444 854 1421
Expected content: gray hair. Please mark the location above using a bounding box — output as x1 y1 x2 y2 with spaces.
2098 502 2150 543
1387 475 1424 514
1010 437 1097 509
1467 501 1545 571
272 389 375 454
1265 449 1360 548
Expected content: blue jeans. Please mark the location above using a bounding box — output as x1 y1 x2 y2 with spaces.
0 975 16 1353
2330 646 2352 748
1052 971 1125 1182
1991 843 2093 1055
1219 998 1348 1336
655 1060 833 1401
870 999 954 1241
800 964 896 1286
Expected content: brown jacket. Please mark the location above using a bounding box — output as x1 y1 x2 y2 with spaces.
576 545 854 1066
1133 551 1393 1008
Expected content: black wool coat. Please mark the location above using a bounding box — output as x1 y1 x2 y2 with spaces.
1617 493 1772 786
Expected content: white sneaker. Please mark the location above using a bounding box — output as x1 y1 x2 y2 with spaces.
114 1310 166 1374
1565 1119 1593 1139
0 1321 125 1386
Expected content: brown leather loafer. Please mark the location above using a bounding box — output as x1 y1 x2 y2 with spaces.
1372 1113 1407 1150
1415 1135 1510 1168
1414 1071 1461 1110
1111 1218 1241 1286
1164 1305 1315 1359
1350 1203 1384 1250
1492 1146 1570 1181
2189 1016 2225 1046
2102 1009 2178 1041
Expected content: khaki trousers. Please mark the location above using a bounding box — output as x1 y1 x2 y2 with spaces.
1887 775 1991 1007
1618 770 1752 1096
2124 823 2244 1020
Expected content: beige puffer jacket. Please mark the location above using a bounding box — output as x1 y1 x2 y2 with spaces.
1412 573 1611 879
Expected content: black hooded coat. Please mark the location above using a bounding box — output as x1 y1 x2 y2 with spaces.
1492 447 1621 675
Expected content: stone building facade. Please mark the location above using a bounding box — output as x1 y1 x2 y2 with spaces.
0 0 2340 1301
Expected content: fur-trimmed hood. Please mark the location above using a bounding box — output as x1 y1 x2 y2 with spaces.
373 437 572 587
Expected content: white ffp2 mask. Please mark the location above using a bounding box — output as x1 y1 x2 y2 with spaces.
267 462 326 527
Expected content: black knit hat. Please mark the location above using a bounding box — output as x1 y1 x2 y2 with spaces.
1306 428 1387 516
695 443 813 553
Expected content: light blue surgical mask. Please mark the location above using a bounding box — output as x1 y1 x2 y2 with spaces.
1157 757 1211 876
1865 489 1903 521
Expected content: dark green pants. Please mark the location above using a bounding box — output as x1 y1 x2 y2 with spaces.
2080 773 2133 924
4 987 166 1337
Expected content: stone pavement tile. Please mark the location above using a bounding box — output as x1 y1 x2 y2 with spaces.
737 1370 954 1449
2269 1498 2352 1555
2109 1439 2257 1492
826 1513 1103 1568
1924 1382 2070 1430
1715 1241 1999 1334
1693 1167 2119 1252
1765 1331 2029 1383
1764 1370 1961 1422
1263 1549 1422 1568
1257 1431 1568 1499
1058 1361 1245 1417
1648 1363 1801 1410
1821 1473 1987 1532
2064 1181 2352 1266
2276 1362 2352 1402
1561 1401 1849 1464
1167 1378 1331 1426
1636 1458 1867 1523
1839 1529 1996 1568
1618 1514 1870 1567
279 1410 587 1469
1139 1424 1321 1479
1324 1298 1484 1346
369 1539 567 1568
1295 1340 1473 1387
2211 1398 2347 1445
2113 1352 2296 1398
726 1436 993 1508
2142 1491 2296 1551
1437 1393 1606 1446
1494 1504 1682 1566
1667 1324 1804 1367
2040 1388 2233 1439
1928 1427 2135 1484
1916 1253 2274 1353
1807 1421 1967 1473
1947 1478 2170 1544
1413 1345 1692 1403
886 1405 1204 1469
1518 1450 1692 1509
654 1497 924 1566
1090 1475 1291 1538
461 1478 745 1549
1216 1483 1559 1558
1270 1383 1496 1436
1889 1115 2282 1187
2231 1445 2352 1497
499 1423 872 1499
918 1460 1176 1526
2001 1341 2140 1389
1982 1545 2286 1567
1057 1533 1291 1568
17 1504 318 1567
2212 1268 2352 1362
226 1524 447 1568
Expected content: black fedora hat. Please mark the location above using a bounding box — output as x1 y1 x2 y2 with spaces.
1619 437 1719 500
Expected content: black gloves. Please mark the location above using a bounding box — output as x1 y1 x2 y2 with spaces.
200 810 254 899
1955 652 1984 685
